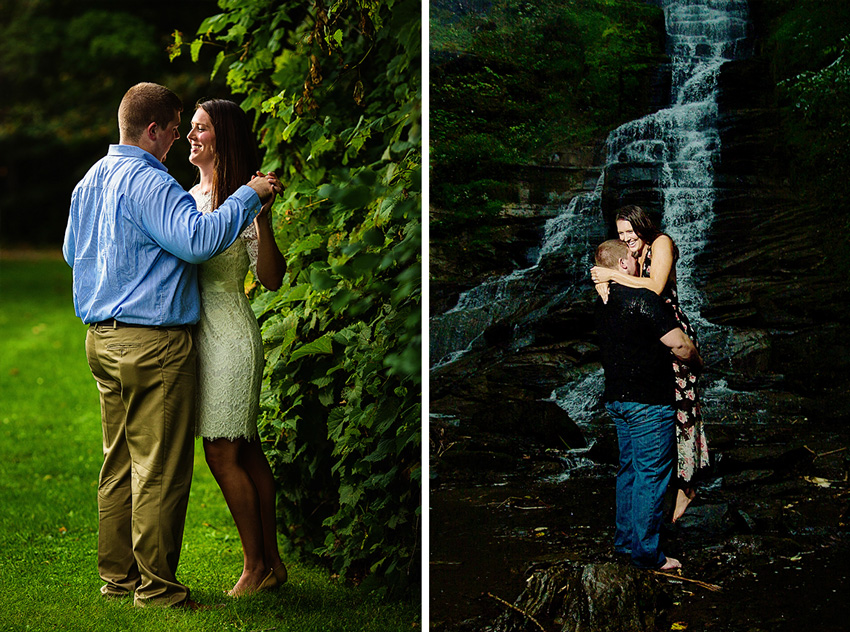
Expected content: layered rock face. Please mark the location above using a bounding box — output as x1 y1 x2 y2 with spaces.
704 55 850 409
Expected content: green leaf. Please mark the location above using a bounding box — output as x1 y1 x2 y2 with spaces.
339 484 363 507
309 268 336 291
211 50 226 80
282 118 300 141
362 228 385 246
338 186 374 209
190 38 203 63
197 13 230 35
168 30 183 62
288 333 334 362
351 252 381 275
262 313 296 344
289 233 324 256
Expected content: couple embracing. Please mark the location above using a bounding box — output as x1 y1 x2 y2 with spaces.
63 83 287 608
592 206 709 571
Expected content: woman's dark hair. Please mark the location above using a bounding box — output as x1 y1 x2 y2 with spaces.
615 205 678 260
196 98 260 211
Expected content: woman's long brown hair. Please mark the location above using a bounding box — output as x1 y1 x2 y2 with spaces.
615 205 679 260
196 98 260 211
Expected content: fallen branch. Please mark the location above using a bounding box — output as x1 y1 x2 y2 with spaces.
495 497 551 510
651 571 722 592
487 592 548 632
815 447 847 459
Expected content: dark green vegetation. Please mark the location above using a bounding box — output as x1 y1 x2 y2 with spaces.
171 0 421 595
0 0 225 246
0 257 418 631
761 0 850 210
430 0 666 237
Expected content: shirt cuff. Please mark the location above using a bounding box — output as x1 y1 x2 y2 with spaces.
233 184 263 221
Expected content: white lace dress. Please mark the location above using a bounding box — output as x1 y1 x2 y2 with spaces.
191 186 264 441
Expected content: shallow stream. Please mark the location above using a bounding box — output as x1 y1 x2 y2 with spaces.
430 410 850 631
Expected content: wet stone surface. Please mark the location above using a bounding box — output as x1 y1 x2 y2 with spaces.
430 411 850 632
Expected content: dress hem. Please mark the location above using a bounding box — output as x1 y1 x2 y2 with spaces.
196 431 259 442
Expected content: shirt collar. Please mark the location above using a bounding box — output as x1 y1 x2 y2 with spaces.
107 144 169 173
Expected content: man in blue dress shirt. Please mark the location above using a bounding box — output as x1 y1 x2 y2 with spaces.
63 82 276 609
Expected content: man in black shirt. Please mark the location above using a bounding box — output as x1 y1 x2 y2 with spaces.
594 239 702 570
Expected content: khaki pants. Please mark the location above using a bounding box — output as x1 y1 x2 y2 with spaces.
86 322 196 607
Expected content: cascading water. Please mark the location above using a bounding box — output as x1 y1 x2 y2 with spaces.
429 175 607 367
608 0 749 334
432 0 751 426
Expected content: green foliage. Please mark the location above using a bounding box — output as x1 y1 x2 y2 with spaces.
430 0 665 233
766 0 850 207
172 0 421 595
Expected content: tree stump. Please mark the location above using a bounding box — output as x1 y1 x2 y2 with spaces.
489 561 666 632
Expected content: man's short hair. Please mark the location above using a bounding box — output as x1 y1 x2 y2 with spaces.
595 239 630 269
118 82 183 142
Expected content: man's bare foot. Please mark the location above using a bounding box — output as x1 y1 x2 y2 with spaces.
672 488 696 522
659 557 682 571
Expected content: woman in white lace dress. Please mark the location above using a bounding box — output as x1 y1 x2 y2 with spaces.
187 98 287 596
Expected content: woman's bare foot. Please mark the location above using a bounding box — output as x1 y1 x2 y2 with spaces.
659 557 682 571
672 487 696 522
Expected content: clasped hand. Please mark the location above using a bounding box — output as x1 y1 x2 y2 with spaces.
590 266 611 304
247 171 282 216
590 266 613 284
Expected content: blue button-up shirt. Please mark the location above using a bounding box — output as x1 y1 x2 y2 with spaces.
63 144 261 325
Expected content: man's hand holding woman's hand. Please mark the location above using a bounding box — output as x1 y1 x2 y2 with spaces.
257 171 282 217
247 171 282 215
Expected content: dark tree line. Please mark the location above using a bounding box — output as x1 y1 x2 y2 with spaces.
0 0 224 247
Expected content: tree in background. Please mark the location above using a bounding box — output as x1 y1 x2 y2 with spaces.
171 0 421 595
430 0 664 252
765 0 850 210
0 0 224 246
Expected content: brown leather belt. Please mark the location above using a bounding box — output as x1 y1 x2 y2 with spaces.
91 319 191 330
92 319 155 329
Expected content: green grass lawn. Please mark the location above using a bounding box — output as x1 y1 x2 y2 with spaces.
0 254 420 632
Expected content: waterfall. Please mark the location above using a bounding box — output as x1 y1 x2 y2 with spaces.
553 0 749 420
431 0 750 379
429 174 606 367
609 0 749 330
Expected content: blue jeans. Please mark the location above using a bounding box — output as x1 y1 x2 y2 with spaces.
606 401 675 569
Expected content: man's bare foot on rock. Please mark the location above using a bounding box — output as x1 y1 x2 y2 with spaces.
659 557 682 571
672 488 696 522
